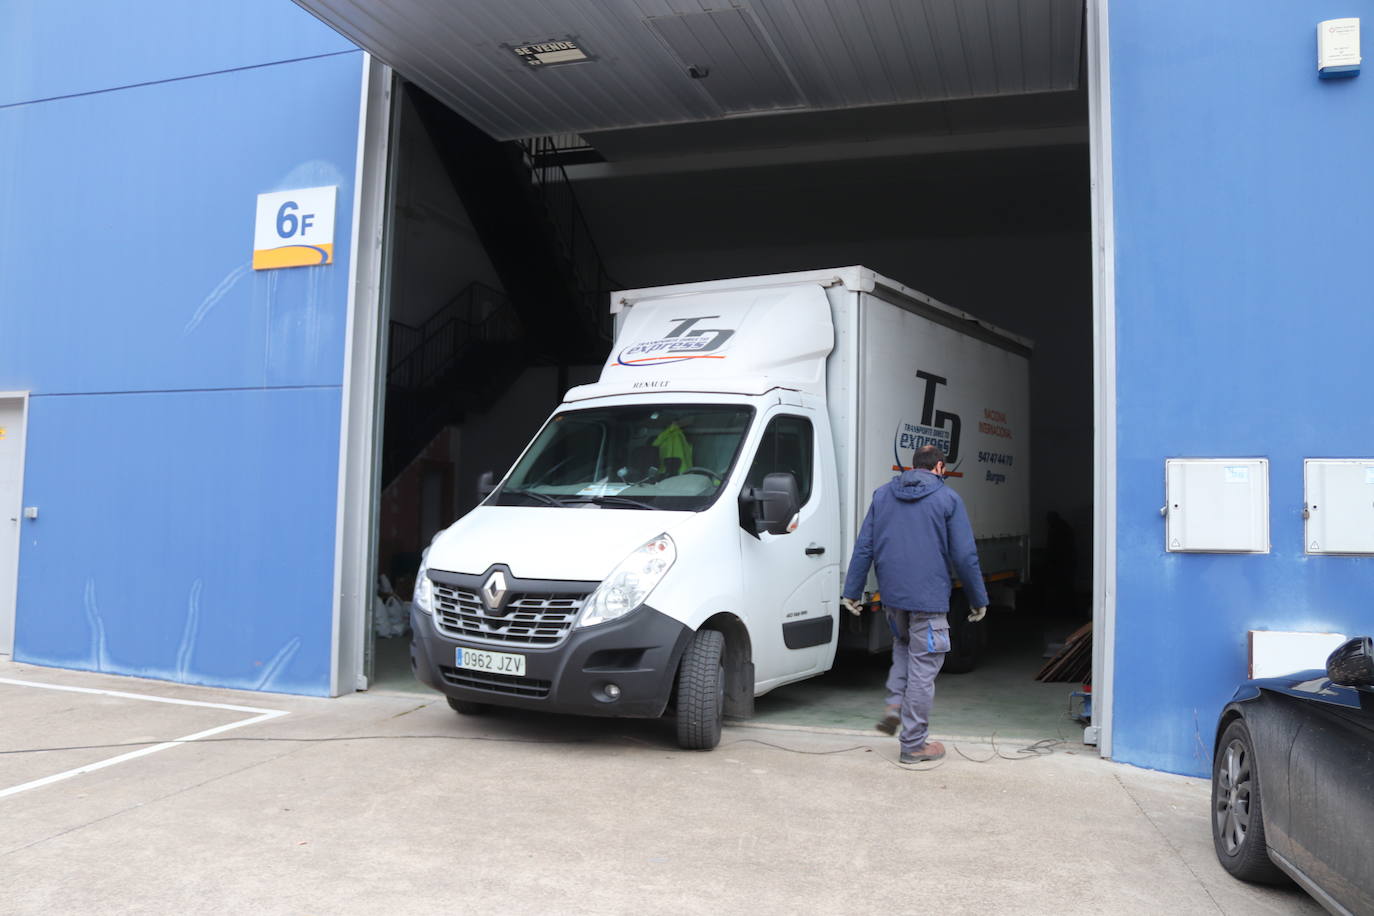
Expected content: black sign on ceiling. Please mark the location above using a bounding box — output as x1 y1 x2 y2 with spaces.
509 39 592 68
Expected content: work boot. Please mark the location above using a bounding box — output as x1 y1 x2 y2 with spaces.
899 741 945 764
876 706 900 735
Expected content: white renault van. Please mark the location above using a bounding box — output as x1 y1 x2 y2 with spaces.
409 267 1030 748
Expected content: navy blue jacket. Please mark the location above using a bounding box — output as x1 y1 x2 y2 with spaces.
842 469 990 613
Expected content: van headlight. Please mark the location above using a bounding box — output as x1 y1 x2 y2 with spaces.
413 561 435 615
578 533 676 628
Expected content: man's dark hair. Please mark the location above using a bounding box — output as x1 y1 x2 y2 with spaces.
913 446 946 470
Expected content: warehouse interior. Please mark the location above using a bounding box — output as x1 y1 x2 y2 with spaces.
330 0 1096 743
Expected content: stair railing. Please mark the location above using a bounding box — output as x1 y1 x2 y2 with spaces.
388 281 521 392
518 136 615 342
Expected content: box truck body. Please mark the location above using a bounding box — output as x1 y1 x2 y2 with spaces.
409 267 1031 747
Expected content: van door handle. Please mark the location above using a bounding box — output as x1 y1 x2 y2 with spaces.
805 544 825 556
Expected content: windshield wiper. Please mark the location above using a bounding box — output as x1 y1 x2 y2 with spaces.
505 488 569 508
569 494 657 510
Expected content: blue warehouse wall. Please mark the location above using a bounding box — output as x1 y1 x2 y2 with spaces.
0 2 362 694
1108 2 1374 774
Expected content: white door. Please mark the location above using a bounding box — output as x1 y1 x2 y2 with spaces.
0 395 28 657
738 407 842 690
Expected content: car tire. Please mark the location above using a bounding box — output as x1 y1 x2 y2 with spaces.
675 628 725 750
446 697 490 716
1212 718 1287 884
941 590 982 674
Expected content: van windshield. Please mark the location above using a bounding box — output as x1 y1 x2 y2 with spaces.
493 404 755 512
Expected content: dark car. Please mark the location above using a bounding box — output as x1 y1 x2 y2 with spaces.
1211 636 1374 915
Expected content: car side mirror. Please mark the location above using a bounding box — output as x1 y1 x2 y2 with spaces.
476 470 497 502
739 472 801 537
1327 636 1374 688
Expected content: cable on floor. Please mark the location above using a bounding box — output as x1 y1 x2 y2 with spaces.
0 731 1066 767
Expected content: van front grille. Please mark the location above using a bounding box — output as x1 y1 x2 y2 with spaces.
432 585 589 646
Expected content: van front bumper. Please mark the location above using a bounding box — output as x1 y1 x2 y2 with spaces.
410 604 692 718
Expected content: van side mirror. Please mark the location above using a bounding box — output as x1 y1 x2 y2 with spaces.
1327 636 1374 688
476 470 497 502
739 472 801 537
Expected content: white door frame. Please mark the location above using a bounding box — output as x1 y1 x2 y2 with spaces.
330 55 394 695
0 391 31 659
1086 0 1118 758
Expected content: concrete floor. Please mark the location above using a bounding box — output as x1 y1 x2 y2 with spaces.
1 659 1321 915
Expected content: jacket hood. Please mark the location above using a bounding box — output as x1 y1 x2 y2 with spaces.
891 468 944 501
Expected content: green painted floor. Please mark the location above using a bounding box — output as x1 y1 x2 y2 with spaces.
368 613 1090 744
753 615 1087 742
370 633 430 694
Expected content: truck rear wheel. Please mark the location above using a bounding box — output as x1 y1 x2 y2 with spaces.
942 590 983 674
675 628 725 750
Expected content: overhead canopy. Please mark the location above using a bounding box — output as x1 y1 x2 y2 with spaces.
292 0 1083 141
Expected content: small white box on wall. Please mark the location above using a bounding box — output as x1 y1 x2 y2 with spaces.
1318 18 1361 78
1164 458 1270 553
1304 459 1374 554
1249 630 1346 678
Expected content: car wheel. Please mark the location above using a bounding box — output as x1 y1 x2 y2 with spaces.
675 628 725 750
446 697 490 716
1211 718 1286 884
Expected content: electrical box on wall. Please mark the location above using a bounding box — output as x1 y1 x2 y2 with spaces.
1164 459 1270 553
1304 459 1374 554
1318 18 1361 78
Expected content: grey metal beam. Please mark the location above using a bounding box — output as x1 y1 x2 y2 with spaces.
564 125 1087 181
331 57 394 696
1087 0 1117 759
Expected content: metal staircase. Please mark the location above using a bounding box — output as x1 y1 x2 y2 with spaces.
387 281 518 391
517 135 615 346
406 84 615 363
383 86 620 488
382 281 525 488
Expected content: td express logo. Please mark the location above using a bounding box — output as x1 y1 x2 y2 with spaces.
616 315 736 367
893 371 965 477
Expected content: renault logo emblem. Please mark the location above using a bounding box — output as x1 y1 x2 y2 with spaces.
481 570 508 610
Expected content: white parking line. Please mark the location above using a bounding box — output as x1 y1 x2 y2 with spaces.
0 677 289 800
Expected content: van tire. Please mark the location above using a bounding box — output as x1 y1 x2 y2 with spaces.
446 697 490 715
676 628 725 750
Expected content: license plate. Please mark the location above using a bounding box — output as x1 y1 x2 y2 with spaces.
455 646 526 677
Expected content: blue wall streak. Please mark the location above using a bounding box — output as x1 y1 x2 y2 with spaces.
0 4 362 694
0 52 363 392
1109 2 1374 774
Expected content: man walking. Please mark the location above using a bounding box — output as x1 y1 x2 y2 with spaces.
841 446 988 764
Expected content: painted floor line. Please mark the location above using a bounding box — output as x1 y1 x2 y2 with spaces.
0 677 288 800
0 676 285 715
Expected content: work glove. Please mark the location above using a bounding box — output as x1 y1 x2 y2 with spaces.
841 597 863 616
968 606 988 623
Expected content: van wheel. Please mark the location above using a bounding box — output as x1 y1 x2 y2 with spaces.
446 697 490 715
676 629 725 750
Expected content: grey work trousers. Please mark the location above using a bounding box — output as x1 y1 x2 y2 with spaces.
884 609 951 753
